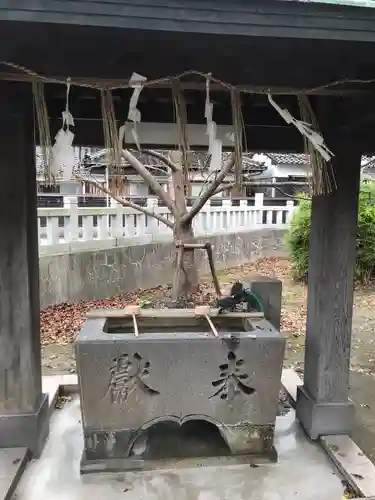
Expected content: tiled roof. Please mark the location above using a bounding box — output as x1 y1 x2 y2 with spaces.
265 153 375 171
36 147 266 179
264 153 308 165
36 146 81 178
362 156 375 171
35 144 375 179
81 148 265 171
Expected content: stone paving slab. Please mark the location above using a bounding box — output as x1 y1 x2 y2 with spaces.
13 398 345 500
4 372 375 499
283 368 375 499
0 448 28 500
322 435 375 498
281 368 302 403
0 375 78 500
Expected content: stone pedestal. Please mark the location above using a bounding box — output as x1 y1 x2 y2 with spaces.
245 276 282 330
296 144 361 439
0 83 49 456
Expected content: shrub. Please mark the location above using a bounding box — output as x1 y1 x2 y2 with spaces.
286 182 375 284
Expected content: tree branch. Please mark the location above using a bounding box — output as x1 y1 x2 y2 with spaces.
122 149 178 216
140 149 180 173
182 153 236 224
76 176 174 229
273 186 311 201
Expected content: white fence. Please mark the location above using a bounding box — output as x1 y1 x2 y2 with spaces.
37 193 296 251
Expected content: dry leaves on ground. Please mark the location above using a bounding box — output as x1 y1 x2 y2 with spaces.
281 307 307 337
40 257 304 345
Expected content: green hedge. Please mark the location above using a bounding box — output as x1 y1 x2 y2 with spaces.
286 182 375 284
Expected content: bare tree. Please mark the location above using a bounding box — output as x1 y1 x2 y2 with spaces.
78 148 307 301
76 148 239 300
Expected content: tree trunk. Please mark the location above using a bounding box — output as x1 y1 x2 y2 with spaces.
230 185 243 197
168 151 199 301
172 221 199 301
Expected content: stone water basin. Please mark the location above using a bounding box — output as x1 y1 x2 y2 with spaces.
75 311 285 472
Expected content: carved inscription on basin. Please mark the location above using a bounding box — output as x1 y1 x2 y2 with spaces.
210 351 255 401
106 352 159 404
75 315 285 470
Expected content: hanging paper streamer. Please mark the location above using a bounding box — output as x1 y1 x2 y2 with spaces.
51 78 76 181
226 132 235 143
267 94 334 162
51 128 75 181
205 75 222 172
123 72 147 150
298 95 336 195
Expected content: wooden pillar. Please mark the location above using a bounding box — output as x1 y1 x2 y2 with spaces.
296 142 361 439
0 83 48 456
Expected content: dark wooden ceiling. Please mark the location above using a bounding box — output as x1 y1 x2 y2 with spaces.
0 21 374 90
1 1 375 151
2 0 375 43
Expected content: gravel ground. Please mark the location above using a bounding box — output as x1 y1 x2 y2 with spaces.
40 257 375 378
40 257 375 463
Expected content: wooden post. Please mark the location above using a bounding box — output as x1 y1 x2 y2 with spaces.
296 142 361 439
0 83 48 456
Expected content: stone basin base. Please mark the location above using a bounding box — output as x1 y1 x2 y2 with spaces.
81 420 277 471
81 421 277 473
75 310 285 473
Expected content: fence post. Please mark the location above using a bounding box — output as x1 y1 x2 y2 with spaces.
194 210 205 235
276 207 283 225
82 214 95 241
221 199 232 231
112 201 124 239
286 200 295 224
239 199 247 229
37 216 42 245
146 197 158 239
65 196 79 242
46 217 60 245
97 211 110 240
254 192 264 225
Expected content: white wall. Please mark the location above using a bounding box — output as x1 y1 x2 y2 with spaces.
129 183 149 196
59 182 82 195
191 183 204 197
275 164 309 178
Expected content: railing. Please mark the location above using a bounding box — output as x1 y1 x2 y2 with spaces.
37 193 296 252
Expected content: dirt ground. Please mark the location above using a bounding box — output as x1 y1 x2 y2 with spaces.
40 257 375 462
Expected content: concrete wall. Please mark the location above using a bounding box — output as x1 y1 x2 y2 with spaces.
39 229 287 308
